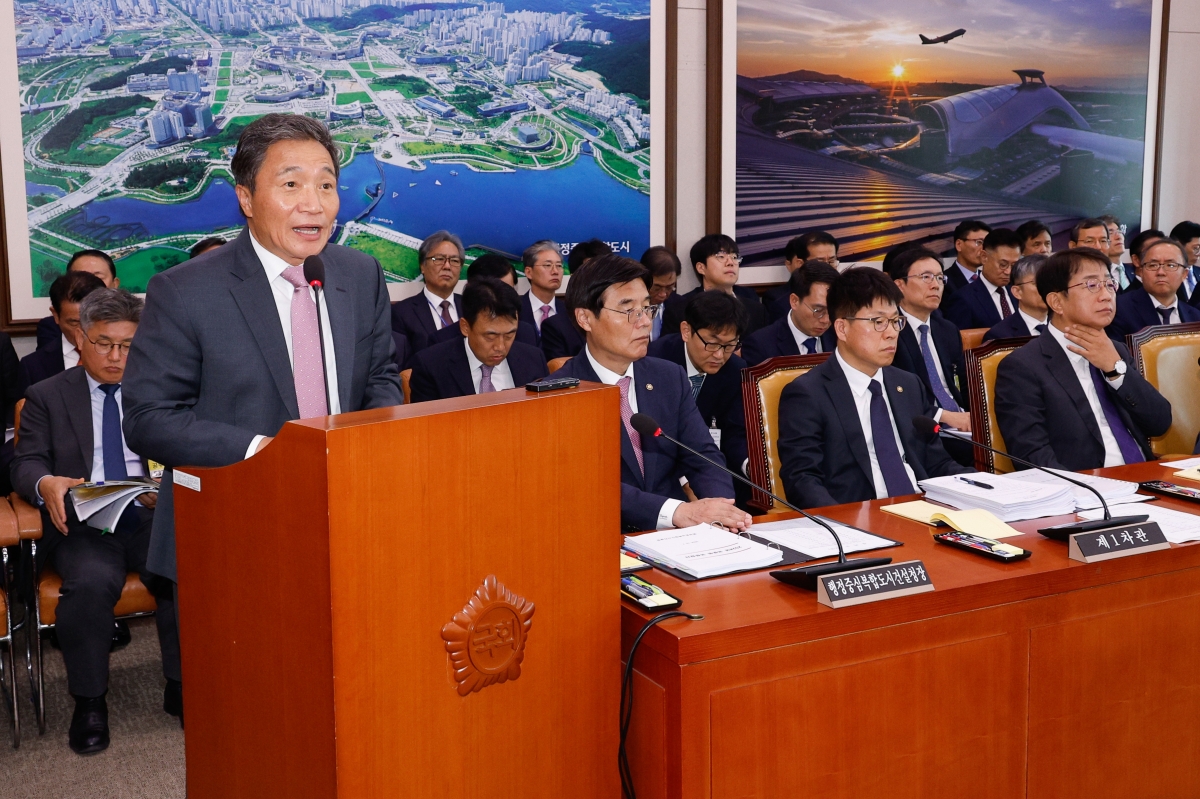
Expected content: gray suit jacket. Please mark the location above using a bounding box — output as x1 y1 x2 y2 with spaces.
122 229 402 580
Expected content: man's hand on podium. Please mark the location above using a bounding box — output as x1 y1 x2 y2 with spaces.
672 498 752 532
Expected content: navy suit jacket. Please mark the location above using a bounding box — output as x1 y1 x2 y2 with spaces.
35 315 60 350
1107 287 1200 341
939 261 973 310
431 317 539 348
520 293 566 342
646 334 749 503
540 312 586 360
943 277 1014 330
892 311 969 410
18 343 65 397
995 332 1171 471
741 315 836 366
122 230 402 581
777 355 970 508
983 312 1037 343
555 354 735 531
390 291 464 363
661 286 769 339
762 284 791 323
409 338 548 402
391 331 410 375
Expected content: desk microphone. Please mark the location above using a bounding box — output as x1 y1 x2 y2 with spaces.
911 416 1148 538
303 254 333 414
628 413 891 590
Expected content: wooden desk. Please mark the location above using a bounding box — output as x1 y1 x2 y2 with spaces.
622 462 1200 799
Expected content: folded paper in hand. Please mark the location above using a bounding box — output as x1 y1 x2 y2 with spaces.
70 479 158 533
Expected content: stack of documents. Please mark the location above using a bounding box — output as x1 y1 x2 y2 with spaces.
70 479 158 533
1003 468 1148 511
748 517 898 559
919 473 1076 522
623 524 783 579
1079 504 1200 544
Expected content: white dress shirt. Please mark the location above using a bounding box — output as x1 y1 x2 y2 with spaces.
245 234 342 459
980 275 1013 318
527 292 555 331
1045 323 1127 467
836 349 917 499
786 312 822 353
585 346 681 529
1019 308 1046 335
465 338 515 393
899 307 951 423
1149 294 1181 324
424 287 459 329
62 333 80 369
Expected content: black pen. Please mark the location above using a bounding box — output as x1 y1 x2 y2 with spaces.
956 475 995 490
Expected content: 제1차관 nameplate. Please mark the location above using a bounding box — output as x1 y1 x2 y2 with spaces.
1068 522 1170 564
817 560 934 609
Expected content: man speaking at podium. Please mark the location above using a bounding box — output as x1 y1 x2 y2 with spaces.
122 114 402 617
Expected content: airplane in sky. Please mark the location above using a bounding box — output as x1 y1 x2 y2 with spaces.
919 28 966 45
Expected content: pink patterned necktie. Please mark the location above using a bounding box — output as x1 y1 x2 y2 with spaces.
479 364 496 393
539 304 552 327
617 376 644 475
280 266 328 419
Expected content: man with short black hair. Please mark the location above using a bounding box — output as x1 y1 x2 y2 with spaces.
21 271 106 394
995 248 1171 471
1108 238 1200 340
35 250 121 349
521 240 565 340
641 246 681 341
554 254 746 532
647 290 750 505
391 230 467 357
430 257 539 347
1169 221 1200 305
941 220 991 308
1099 215 1132 292
984 254 1049 341
410 278 548 401
567 238 613 273
189 237 226 259
741 261 838 365
777 268 970 508
943 228 1021 329
661 234 768 338
762 231 839 320
1015 220 1052 256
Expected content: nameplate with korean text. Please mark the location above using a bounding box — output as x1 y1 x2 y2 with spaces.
817 560 934 609
1068 522 1170 564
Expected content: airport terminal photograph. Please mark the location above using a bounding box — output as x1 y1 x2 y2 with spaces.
0 0 1198 796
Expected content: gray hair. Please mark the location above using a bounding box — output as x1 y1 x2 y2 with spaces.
79 288 143 332
522 239 560 270
419 230 464 263
230 113 341 193
1010 254 1047 287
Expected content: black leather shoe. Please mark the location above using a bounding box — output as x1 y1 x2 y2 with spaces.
69 694 109 755
110 620 131 651
163 679 183 726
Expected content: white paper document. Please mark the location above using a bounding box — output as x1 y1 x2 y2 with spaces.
1078 504 1200 544
919 473 1076 522
623 524 783 579
750 517 896 560
1003 468 1150 511
1163 457 1200 470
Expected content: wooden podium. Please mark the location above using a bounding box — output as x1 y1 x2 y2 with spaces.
171 384 621 798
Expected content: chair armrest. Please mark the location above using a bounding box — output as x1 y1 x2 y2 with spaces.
8 493 43 541
0 496 17 548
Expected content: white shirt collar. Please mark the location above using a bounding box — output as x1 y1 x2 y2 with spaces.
954 261 977 280
584 345 634 385
61 332 80 368
1149 294 1178 312
900 305 931 333
464 337 484 372
786 311 816 346
683 344 702 378
424 286 454 310
1046 322 1087 368
1019 308 1046 334
835 347 881 397
528 292 552 314
248 231 293 282
84 371 112 394
980 274 1003 294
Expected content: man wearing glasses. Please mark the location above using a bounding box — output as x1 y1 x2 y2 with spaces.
996 249 1171 471
940 219 991 310
648 290 751 507
1107 238 1200 341
741 261 839 365
556 254 748 533
777 268 971 509
661 234 768 338
763 231 839 322
391 230 467 358
1168 221 1200 307
983 254 1050 341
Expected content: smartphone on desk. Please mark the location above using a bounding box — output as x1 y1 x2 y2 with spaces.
1140 480 1200 504
934 530 1031 562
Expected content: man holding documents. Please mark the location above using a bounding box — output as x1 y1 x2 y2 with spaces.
11 289 180 755
777 268 971 508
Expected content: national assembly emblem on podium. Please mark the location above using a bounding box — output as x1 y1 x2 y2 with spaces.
442 575 536 696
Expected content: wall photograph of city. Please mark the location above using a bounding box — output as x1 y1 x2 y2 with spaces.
3 0 652 313
735 0 1156 265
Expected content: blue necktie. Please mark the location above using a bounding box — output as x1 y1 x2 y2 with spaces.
651 312 663 341
1087 366 1145 465
803 337 817 354
918 324 961 412
100 384 128 481
867 381 915 497
688 373 704 399
1035 323 1048 334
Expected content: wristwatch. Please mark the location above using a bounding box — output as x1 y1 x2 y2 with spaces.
1104 361 1127 380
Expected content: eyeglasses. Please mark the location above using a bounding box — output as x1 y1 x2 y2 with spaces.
1066 278 1118 295
425 255 463 268
901 273 946 286
813 256 840 267
84 335 132 356
1141 261 1186 273
602 304 660 323
844 315 906 333
1076 237 1111 248
961 237 987 246
710 253 742 265
1012 279 1037 289
800 299 829 320
532 260 562 271
694 332 740 354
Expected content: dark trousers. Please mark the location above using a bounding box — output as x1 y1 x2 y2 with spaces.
42 505 181 698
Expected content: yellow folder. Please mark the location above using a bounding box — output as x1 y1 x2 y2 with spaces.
881 500 1023 539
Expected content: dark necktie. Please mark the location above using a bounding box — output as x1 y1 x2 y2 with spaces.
1035 323 1048 334
100 384 128 481
439 300 454 329
1087 366 1145 464
969 271 979 283
997 287 1013 318
803 337 817 354
918 324 961 412
1158 307 1174 325
688 373 704 399
867 381 915 497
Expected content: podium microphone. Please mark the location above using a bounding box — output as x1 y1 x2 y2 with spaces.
302 254 332 414
628 413 891 590
911 416 1148 538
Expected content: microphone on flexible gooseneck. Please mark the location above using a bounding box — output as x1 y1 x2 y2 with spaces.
302 254 332 414
628 413 891 590
911 416 1148 538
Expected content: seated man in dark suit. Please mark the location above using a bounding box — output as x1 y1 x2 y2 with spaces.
996 248 1172 471
410 279 548 402
647 290 750 506
20 271 106 395
1016 220 1052 257
943 227 1021 330
762 231 839 321
940 220 991 310
741 261 839 365
777 268 971 509
35 250 120 350
520 240 566 342
390 230 466 359
555 254 747 532
642 246 681 343
1107 238 1200 341
1100 216 1135 293
661 234 768 338
984 254 1049 342
11 288 180 755
431 255 538 347
1169 221 1200 307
